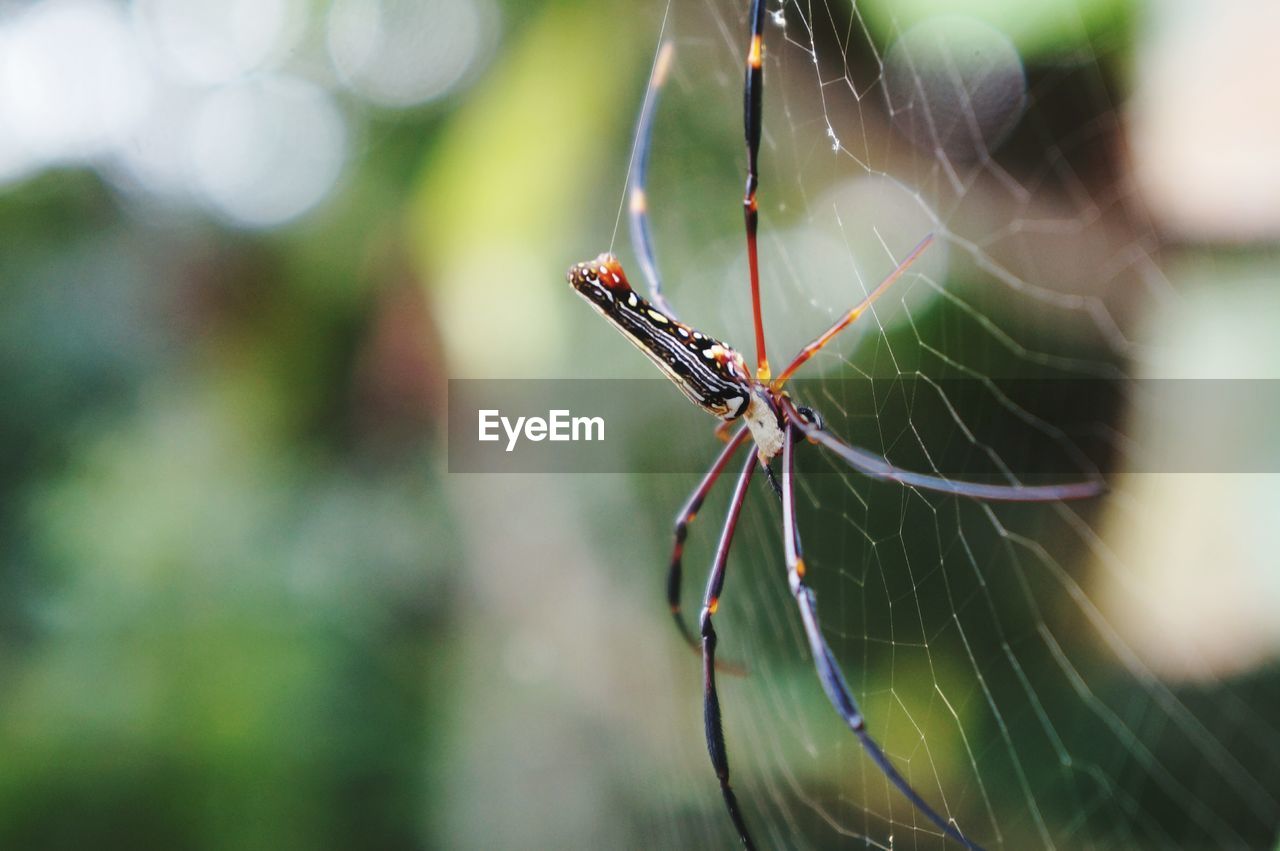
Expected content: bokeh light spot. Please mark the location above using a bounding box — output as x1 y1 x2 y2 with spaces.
884 16 1027 162
327 0 497 108
132 0 299 86
0 0 149 166
186 77 346 229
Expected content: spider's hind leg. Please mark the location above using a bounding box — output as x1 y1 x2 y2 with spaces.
667 428 752 677
628 41 678 318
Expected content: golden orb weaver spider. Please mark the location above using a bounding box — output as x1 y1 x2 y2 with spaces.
567 4 1104 848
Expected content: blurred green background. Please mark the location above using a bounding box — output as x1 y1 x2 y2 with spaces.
2 0 1279 849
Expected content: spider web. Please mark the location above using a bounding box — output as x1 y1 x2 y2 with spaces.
628 2 1280 848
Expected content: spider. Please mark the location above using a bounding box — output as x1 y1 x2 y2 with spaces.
567 4 1103 848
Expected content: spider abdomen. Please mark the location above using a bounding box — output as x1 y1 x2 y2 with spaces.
569 254 753 422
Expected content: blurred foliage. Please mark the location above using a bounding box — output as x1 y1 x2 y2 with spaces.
0 30 461 851
860 0 1133 58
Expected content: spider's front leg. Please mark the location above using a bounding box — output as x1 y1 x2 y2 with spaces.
780 421 986 850
667 427 750 662
782 397 1105 502
699 450 760 850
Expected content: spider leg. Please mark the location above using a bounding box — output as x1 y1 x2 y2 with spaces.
743 0 770 380
774 233 934 388
761 460 783 499
700 450 760 850
781 397 1105 502
781 425 986 850
669 427 751 675
628 41 679 318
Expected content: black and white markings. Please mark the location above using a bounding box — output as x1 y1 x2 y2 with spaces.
568 254 753 422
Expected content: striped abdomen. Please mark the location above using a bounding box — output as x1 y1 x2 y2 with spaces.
568 254 752 421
